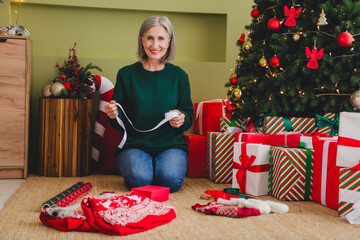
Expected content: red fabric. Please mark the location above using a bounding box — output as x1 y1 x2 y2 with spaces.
81 192 176 236
204 190 240 201
234 133 270 144
184 134 207 177
192 203 260 218
193 102 224 135
40 192 176 236
312 138 340 210
39 211 95 232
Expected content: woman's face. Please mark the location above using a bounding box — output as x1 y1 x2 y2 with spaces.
142 25 170 62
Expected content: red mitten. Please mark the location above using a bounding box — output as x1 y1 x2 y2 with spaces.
192 202 260 218
81 192 176 236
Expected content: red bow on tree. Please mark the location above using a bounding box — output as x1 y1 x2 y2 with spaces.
284 6 302 27
305 47 324 69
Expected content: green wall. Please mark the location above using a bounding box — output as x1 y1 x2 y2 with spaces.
1 0 253 173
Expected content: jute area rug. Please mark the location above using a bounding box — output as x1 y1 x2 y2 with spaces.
0 174 359 240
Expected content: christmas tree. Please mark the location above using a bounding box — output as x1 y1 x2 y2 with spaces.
226 0 360 124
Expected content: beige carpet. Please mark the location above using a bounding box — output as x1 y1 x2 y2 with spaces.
0 175 359 240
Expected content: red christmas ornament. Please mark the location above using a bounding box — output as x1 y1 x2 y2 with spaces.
237 33 245 44
226 104 235 113
63 81 71 90
284 6 302 27
270 56 280 67
230 77 238 85
251 9 260 18
337 31 354 47
305 47 324 69
267 18 281 31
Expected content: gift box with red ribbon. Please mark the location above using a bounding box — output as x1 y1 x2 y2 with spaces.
336 112 360 168
316 113 339 136
338 165 360 217
269 147 314 201
263 116 318 135
206 132 234 183
311 138 340 210
184 134 207 178
234 132 270 144
232 142 270 196
194 101 227 136
220 117 247 133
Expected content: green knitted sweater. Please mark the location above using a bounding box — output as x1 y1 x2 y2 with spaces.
109 61 194 154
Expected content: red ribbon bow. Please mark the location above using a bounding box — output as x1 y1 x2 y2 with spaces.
233 152 269 194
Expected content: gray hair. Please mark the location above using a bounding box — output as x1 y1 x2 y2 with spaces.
137 16 176 63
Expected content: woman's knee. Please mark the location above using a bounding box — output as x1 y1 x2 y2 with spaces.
116 148 153 190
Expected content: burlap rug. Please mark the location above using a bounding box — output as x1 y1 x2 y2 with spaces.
0 175 359 239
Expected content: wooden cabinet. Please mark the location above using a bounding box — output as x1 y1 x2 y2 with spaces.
0 36 31 178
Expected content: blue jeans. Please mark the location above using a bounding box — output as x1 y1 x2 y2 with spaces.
116 148 188 193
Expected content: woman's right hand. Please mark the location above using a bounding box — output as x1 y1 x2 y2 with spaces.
104 100 118 119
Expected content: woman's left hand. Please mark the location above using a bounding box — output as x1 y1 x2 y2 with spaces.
169 110 185 128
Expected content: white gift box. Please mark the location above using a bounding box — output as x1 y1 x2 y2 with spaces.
336 112 360 168
232 142 270 196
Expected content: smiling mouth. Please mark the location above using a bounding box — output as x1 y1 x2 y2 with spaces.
150 50 161 54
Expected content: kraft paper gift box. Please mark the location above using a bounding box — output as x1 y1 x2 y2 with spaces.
194 101 226 136
336 112 360 168
311 138 340 210
234 132 270 144
338 166 360 217
131 185 170 202
184 134 207 178
315 113 339 136
269 147 314 201
206 132 234 183
220 117 247 132
263 116 318 135
232 142 270 196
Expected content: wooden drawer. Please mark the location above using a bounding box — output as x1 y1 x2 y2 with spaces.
0 36 31 178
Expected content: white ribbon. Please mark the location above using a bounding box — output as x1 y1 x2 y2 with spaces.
320 141 330 206
195 99 227 135
115 103 179 149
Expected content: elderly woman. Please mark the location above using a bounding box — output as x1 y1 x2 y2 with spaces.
104 16 194 192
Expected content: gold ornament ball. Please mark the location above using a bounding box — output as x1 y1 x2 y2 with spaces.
50 82 65 97
259 57 267 67
42 84 52 97
232 87 242 100
293 33 300 41
350 90 360 110
242 41 252 52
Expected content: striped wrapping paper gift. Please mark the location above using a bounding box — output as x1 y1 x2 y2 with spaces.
206 132 235 183
338 168 360 217
269 147 314 201
220 117 247 132
316 113 339 136
264 116 318 135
